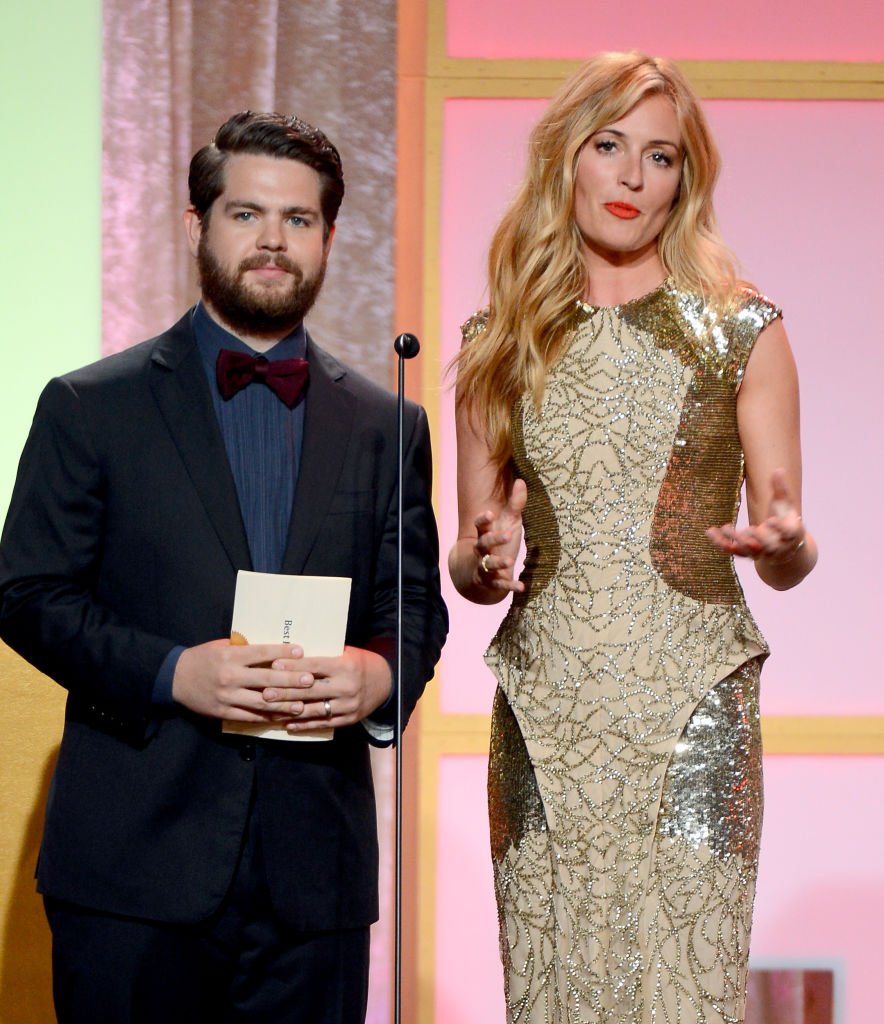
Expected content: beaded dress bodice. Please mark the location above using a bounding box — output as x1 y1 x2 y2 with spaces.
468 280 780 1023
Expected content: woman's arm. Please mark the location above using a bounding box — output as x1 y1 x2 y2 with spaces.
706 318 818 590
448 399 527 604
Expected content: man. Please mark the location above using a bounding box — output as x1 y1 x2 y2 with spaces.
0 112 447 1023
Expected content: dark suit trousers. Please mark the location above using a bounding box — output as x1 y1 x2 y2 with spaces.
45 801 370 1024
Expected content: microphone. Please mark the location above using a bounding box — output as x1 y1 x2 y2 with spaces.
392 330 420 1024
394 332 420 359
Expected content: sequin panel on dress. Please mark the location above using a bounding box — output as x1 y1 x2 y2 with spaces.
618 283 781 606
648 368 745 604
489 686 548 865
511 400 562 603
658 657 764 864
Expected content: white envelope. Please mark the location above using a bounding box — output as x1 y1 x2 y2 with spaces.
222 570 352 742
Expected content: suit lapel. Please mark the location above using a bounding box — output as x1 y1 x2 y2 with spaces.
282 337 356 573
148 314 252 571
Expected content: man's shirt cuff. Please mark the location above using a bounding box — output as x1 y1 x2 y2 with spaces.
152 645 185 705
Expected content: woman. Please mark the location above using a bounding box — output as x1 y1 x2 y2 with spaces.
449 53 817 1023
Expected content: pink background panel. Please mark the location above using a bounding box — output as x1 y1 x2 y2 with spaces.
438 99 546 716
446 0 884 62
707 100 884 715
435 753 884 1022
434 755 507 1023
752 756 884 1021
438 97 883 716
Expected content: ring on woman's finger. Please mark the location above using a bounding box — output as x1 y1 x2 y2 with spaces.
323 699 332 719
480 554 492 573
783 538 806 561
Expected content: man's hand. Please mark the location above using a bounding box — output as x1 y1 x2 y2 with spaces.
172 639 314 722
261 646 393 733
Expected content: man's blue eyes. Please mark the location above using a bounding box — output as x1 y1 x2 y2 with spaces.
232 212 310 225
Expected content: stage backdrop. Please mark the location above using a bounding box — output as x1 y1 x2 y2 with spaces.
401 1 884 1022
2 2 882 1023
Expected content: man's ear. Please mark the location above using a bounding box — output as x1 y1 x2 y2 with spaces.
323 223 336 256
183 206 203 258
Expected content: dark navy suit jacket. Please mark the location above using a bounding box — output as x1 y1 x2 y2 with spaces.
0 311 447 930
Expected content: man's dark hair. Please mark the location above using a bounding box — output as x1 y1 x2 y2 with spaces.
188 111 345 233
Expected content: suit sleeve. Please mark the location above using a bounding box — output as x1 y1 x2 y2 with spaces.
360 404 448 746
0 377 177 732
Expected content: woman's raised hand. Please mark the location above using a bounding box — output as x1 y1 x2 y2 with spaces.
473 478 528 593
706 468 805 563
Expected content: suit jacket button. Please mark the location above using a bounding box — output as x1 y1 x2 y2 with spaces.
239 742 256 762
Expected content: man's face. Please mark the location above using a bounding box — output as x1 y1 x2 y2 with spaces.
185 153 335 345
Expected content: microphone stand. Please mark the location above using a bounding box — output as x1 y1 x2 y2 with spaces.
392 332 420 1024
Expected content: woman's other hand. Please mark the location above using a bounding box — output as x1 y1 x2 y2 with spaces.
472 478 528 594
449 393 527 604
707 468 808 566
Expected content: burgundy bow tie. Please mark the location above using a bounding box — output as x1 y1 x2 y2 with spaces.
215 349 309 409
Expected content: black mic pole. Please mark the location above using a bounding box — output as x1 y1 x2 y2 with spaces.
393 331 420 1024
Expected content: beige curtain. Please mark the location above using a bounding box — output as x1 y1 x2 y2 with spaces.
103 0 397 386
103 2 398 1017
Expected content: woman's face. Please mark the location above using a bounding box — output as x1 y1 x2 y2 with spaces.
573 93 683 270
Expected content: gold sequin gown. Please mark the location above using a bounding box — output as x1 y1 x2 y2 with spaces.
465 281 781 1024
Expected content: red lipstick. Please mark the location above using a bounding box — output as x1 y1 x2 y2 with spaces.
605 202 640 219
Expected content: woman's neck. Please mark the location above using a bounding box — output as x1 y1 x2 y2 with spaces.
581 247 667 308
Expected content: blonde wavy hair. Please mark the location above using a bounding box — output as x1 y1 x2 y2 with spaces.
454 51 740 468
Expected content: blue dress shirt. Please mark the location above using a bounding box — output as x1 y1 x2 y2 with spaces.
153 303 308 703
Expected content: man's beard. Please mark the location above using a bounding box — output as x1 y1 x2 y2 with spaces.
197 236 327 339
